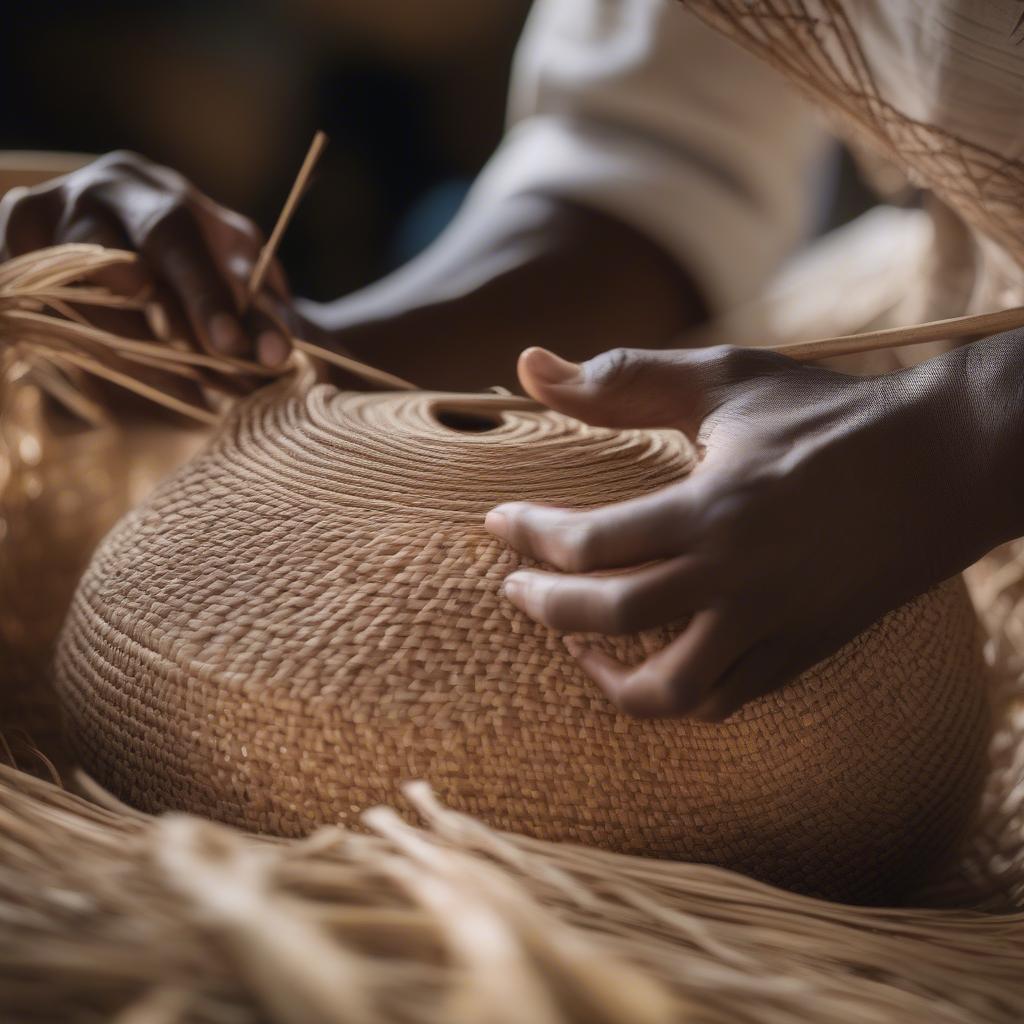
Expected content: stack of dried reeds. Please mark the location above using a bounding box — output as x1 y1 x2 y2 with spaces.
0 740 1022 1024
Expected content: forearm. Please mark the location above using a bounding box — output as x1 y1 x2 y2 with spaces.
894 327 1024 573
299 195 707 391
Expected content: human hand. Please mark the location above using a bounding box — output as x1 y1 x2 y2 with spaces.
485 343 989 720
0 150 291 367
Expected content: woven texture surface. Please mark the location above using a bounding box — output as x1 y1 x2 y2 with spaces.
1 763 1023 1024
56 375 990 903
682 2 1024 279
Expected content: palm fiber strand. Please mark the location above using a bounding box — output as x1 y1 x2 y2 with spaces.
0 749 1021 1024
2 536 1024 1020
5 242 1024 420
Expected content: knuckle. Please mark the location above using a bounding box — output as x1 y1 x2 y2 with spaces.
0 188 42 258
715 344 792 382
692 694 731 722
612 686 649 718
506 506 542 550
596 585 633 634
715 344 747 372
61 183 112 226
0 187 28 229
586 347 646 393
557 519 603 572
141 200 197 254
615 679 666 719
91 150 162 188
99 149 186 190
1 185 32 213
101 148 146 170
536 580 570 629
666 681 703 717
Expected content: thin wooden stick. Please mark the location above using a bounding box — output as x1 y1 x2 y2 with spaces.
292 338 417 392
770 305 1024 362
42 347 219 425
4 309 273 376
428 394 546 416
246 131 328 303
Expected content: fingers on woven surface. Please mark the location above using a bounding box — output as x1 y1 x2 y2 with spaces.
566 609 744 719
501 556 707 634
485 489 694 573
691 639 797 722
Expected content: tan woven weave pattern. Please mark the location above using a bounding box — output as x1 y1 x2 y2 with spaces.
683 1 1024 274
55 374 990 903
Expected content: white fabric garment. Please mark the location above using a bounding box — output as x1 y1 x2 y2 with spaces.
465 0 1024 345
465 0 828 314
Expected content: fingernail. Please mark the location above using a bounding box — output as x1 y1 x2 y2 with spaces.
209 312 245 355
523 347 581 385
563 636 584 658
484 507 510 539
257 330 290 368
502 572 526 604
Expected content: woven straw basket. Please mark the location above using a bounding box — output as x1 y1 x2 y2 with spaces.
3 0 1024 1010
54 370 990 904
1 148 1023 1021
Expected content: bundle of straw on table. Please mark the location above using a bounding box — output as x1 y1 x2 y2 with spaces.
0 728 1021 1024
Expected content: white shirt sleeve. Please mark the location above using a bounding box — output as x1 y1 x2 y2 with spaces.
464 0 830 313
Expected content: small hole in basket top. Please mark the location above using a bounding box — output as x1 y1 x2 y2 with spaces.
433 409 503 433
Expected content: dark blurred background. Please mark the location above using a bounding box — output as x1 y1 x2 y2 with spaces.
0 0 532 299
0 1 878 306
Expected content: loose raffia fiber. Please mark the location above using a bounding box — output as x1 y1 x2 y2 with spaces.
0 741 1022 1024
3 544 1024 1022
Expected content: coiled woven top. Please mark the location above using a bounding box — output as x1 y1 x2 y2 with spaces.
56 375 989 902
231 383 693 518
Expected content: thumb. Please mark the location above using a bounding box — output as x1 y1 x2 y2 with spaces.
518 345 722 435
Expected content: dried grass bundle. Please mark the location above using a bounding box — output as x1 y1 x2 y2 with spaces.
0 243 280 425
0 757 1021 1024
0 243 421 425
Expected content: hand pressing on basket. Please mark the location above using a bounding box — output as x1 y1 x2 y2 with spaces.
1 151 707 388
486 339 1024 720
0 150 292 367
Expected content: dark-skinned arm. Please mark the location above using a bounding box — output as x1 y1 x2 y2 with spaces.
297 193 707 391
0 153 708 387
